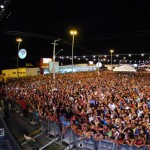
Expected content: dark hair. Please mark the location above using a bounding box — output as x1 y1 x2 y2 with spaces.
24 130 28 136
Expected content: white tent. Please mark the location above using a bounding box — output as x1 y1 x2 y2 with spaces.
113 64 136 72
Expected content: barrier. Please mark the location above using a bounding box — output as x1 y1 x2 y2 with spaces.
48 120 62 139
116 144 148 150
82 137 96 150
39 116 48 131
98 140 115 150
12 104 149 150
62 128 74 145
72 132 81 148
29 111 38 126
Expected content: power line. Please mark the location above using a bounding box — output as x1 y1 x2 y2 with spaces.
0 30 96 54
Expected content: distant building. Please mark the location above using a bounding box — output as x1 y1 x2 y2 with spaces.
2 68 40 80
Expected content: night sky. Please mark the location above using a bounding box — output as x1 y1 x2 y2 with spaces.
0 0 150 70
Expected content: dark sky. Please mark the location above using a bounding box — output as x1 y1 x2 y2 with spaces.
0 0 150 69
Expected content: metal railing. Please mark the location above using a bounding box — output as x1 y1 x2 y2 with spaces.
13 101 149 150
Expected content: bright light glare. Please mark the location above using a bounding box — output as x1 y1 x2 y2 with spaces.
70 30 77 35
0 5 4 9
110 49 114 53
16 38 22 42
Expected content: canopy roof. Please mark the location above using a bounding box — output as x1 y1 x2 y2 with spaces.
113 64 136 72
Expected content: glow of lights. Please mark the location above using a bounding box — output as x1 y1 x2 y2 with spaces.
70 30 77 35
129 54 131 57
16 38 22 42
83 56 85 58
0 5 4 9
89 61 93 65
116 54 119 57
110 49 114 53
96 62 102 68
141 53 144 56
93 55 96 58
133 64 138 67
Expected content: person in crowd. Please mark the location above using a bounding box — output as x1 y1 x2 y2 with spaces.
24 130 39 150
133 134 145 148
0 104 4 118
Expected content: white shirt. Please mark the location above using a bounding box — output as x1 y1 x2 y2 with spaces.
108 103 116 111
24 135 35 142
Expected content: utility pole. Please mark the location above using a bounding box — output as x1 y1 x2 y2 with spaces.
98 54 100 78
51 39 61 79
16 38 22 78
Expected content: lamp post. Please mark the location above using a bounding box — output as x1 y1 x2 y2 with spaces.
98 54 100 77
16 38 22 78
110 49 114 70
70 30 77 73
55 49 63 56
52 39 61 79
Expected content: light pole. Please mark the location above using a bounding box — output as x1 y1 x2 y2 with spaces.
110 49 114 70
52 39 61 79
16 38 22 78
55 49 63 56
70 30 77 73
98 54 100 77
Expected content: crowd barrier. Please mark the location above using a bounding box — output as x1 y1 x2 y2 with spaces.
12 101 149 150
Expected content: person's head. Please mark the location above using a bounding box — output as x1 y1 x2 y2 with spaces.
118 133 125 140
139 129 144 135
111 127 117 132
137 134 142 139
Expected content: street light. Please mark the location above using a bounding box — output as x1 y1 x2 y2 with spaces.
110 49 114 70
97 54 100 78
16 38 22 78
52 39 61 79
70 30 77 73
55 49 63 56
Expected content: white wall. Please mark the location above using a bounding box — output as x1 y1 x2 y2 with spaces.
26 68 40 76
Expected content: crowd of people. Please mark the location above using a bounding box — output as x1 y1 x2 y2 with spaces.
0 71 150 148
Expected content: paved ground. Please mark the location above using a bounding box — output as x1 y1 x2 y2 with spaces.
6 112 65 150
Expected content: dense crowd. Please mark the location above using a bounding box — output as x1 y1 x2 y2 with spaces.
0 72 150 148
